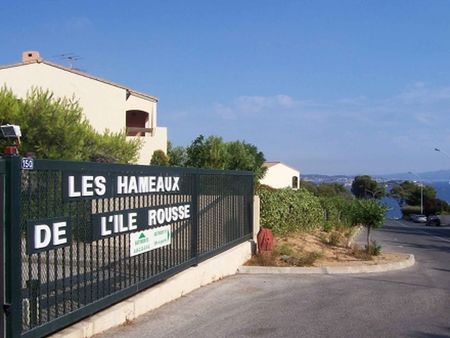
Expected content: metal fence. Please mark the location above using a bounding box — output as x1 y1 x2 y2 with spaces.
1 156 253 337
0 160 5 338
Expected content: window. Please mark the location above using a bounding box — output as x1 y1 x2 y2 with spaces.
126 110 149 136
292 176 298 189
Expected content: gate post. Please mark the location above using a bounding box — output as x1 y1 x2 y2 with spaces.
4 156 22 338
191 173 199 265
0 160 5 338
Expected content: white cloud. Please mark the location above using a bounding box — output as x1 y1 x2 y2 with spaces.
213 84 450 130
213 94 327 123
414 113 434 126
394 82 450 104
200 82 450 173
336 96 367 105
213 103 236 120
233 94 297 113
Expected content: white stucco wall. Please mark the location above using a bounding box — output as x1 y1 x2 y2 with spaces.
133 127 167 164
0 62 167 165
260 163 300 189
0 63 127 132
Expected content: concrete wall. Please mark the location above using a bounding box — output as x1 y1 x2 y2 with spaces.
260 163 300 190
253 195 260 242
0 62 167 165
49 240 253 338
133 126 167 164
0 63 127 133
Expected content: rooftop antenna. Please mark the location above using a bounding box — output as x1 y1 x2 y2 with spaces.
54 52 84 71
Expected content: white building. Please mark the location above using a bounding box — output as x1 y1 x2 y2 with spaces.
260 161 300 190
0 51 167 164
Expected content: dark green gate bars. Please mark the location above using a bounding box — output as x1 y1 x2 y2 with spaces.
0 159 6 338
1 156 253 338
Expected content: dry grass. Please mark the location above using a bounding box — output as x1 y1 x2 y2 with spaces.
246 227 391 267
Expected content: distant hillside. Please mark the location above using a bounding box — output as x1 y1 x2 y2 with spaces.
304 169 450 183
302 174 353 185
381 169 450 182
302 169 450 186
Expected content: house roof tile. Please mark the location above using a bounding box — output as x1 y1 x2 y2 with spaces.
0 59 158 102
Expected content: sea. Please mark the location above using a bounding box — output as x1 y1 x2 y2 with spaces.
383 181 450 219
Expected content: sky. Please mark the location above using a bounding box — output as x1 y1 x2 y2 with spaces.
2 0 450 175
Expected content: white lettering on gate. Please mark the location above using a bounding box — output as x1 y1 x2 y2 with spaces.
116 176 181 195
172 177 180 191
68 176 81 197
139 176 149 193
67 175 181 198
128 177 138 194
53 222 68 245
148 204 191 226
149 177 156 192
68 175 107 197
117 176 128 194
101 217 112 236
82 176 94 196
32 221 69 251
94 176 106 195
99 212 139 236
35 224 51 249
156 177 165 192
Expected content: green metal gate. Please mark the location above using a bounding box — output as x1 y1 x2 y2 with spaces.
1 155 253 337
0 159 5 338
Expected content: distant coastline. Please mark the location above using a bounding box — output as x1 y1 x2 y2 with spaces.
303 175 450 219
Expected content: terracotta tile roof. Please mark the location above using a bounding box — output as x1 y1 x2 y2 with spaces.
0 59 158 102
263 161 281 168
263 161 300 172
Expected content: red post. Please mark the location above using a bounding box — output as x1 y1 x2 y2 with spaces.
257 228 273 252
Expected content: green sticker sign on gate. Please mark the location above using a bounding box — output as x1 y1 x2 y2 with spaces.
130 225 172 257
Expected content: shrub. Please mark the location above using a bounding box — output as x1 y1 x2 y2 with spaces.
258 185 365 235
87 129 141 164
323 222 333 233
259 187 323 234
150 149 170 166
350 245 372 260
0 87 142 163
320 197 355 228
329 231 342 246
320 231 344 247
351 199 387 253
273 242 294 257
289 251 322 267
366 240 382 256
247 252 276 266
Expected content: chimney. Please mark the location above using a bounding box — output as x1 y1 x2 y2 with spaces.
22 51 41 62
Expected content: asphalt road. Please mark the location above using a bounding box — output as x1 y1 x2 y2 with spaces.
98 220 450 338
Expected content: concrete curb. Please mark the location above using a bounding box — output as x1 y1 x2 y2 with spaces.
237 254 415 275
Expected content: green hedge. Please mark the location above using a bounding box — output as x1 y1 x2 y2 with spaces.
258 187 359 235
319 197 355 227
259 187 324 234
